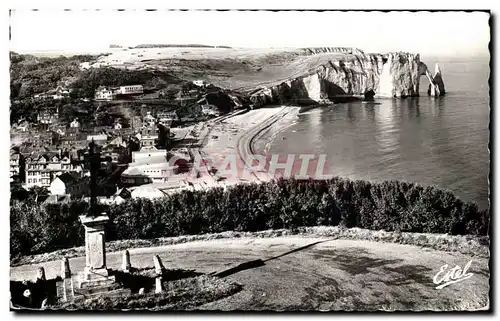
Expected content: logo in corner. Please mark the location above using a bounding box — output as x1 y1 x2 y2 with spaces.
432 260 474 290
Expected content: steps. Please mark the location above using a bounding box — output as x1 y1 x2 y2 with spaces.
57 273 132 302
74 282 121 296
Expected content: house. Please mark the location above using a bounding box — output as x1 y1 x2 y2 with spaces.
25 154 52 188
25 152 83 188
121 159 178 187
53 86 70 100
70 118 80 128
193 80 205 87
157 111 179 126
197 98 220 116
101 144 129 164
157 111 179 121
86 134 108 145
33 93 53 100
37 110 59 124
109 135 128 148
95 86 114 101
138 125 158 148
143 111 156 127
117 85 144 95
49 172 87 198
10 150 25 183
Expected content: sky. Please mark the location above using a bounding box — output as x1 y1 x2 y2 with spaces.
9 10 490 57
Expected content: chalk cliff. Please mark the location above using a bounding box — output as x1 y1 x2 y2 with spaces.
248 50 424 107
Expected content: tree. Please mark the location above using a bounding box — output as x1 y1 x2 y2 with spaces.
28 186 49 204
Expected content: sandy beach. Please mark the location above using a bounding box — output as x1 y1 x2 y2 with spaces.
198 106 300 185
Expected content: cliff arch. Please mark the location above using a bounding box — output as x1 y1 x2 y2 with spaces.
419 62 445 96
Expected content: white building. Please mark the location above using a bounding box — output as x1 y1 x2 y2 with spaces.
118 85 144 95
49 172 86 198
87 134 108 144
95 87 114 101
143 111 156 127
131 147 166 163
37 110 58 124
193 80 205 87
70 118 80 128
122 148 178 186
10 151 23 182
25 154 83 189
157 111 179 126
53 87 70 100
79 62 91 70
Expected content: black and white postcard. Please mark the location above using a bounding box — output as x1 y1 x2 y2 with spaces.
8 8 491 312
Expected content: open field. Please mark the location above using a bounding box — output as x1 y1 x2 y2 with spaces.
11 235 489 311
99 47 359 93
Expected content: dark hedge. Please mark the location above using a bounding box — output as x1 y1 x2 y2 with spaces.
10 178 489 259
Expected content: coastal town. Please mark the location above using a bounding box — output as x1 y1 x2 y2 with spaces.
10 71 247 206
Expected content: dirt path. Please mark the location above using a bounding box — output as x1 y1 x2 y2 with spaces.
10 237 489 311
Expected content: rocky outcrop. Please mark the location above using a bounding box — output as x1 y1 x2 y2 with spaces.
249 51 424 107
428 63 445 96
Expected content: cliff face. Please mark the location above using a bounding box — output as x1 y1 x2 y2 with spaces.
249 51 422 107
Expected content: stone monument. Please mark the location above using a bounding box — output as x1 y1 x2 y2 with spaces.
79 214 114 286
56 140 130 302
78 140 115 288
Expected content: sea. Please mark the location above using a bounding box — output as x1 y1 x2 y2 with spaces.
257 55 490 210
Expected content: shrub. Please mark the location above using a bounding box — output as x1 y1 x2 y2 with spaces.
10 178 489 259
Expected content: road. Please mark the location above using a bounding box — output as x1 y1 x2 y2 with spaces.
10 236 489 311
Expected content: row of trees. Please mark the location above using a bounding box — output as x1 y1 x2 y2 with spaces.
10 53 95 100
10 178 489 259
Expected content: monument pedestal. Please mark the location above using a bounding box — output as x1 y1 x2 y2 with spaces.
78 215 115 289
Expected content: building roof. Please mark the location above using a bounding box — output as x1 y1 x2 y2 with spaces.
122 167 145 176
55 172 80 185
130 186 166 199
87 134 108 142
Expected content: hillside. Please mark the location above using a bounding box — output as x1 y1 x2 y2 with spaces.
96 47 424 105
